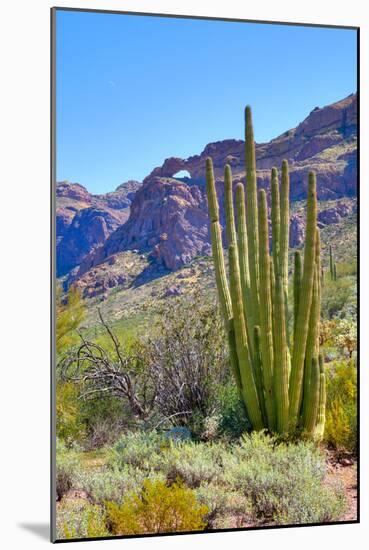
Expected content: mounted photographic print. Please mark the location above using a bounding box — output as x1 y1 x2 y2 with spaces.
51 7 359 542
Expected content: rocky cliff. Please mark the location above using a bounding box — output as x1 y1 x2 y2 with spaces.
56 180 141 276
73 93 357 276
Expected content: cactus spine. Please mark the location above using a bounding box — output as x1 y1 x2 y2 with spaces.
206 107 325 439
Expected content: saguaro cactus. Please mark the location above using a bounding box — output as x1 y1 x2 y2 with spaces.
205 106 325 439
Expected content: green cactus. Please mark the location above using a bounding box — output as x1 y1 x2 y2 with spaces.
258 189 276 430
293 251 302 337
288 172 318 429
315 353 326 440
206 106 325 438
329 244 334 280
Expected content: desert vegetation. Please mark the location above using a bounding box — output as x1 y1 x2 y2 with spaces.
55 106 357 540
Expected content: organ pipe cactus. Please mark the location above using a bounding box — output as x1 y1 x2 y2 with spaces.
205 106 326 439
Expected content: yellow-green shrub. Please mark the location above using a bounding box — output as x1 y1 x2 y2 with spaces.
105 479 208 535
56 382 86 445
324 360 357 453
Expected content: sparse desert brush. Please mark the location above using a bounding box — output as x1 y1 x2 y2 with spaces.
161 440 225 488
321 276 356 319
195 483 251 528
76 465 165 505
107 431 167 471
219 432 344 524
56 439 81 500
324 359 357 453
105 479 208 535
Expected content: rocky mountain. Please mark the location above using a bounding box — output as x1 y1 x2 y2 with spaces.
73 93 357 277
56 180 141 276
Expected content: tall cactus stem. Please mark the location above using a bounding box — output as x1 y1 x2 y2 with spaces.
293 251 302 338
257 189 276 430
280 160 290 345
315 353 326 440
302 262 320 423
224 164 237 247
235 182 254 350
206 158 242 392
329 245 334 280
271 167 281 278
245 106 260 328
253 326 268 426
303 357 320 435
206 157 219 223
273 271 290 434
289 172 317 428
228 244 263 429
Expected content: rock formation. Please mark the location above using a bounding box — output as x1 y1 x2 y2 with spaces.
73 93 357 276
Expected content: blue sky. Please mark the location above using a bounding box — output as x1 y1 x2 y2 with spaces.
56 10 357 194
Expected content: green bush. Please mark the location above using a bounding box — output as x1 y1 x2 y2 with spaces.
79 396 130 450
324 360 357 453
56 498 109 540
56 382 86 446
321 277 356 320
105 479 208 535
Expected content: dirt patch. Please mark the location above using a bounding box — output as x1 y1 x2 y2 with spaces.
325 450 357 521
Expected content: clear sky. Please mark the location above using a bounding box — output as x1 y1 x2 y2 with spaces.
56 10 357 194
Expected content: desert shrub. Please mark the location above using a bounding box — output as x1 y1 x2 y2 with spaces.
274 481 345 525
107 431 166 471
56 498 109 540
56 382 86 446
105 479 208 535
336 261 357 277
56 439 80 500
144 295 231 436
58 313 157 425
77 466 165 505
161 441 225 488
321 277 356 320
195 483 251 528
220 432 344 525
79 396 131 450
107 432 224 489
324 360 357 453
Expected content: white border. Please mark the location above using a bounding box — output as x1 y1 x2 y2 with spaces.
1 1 366 548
